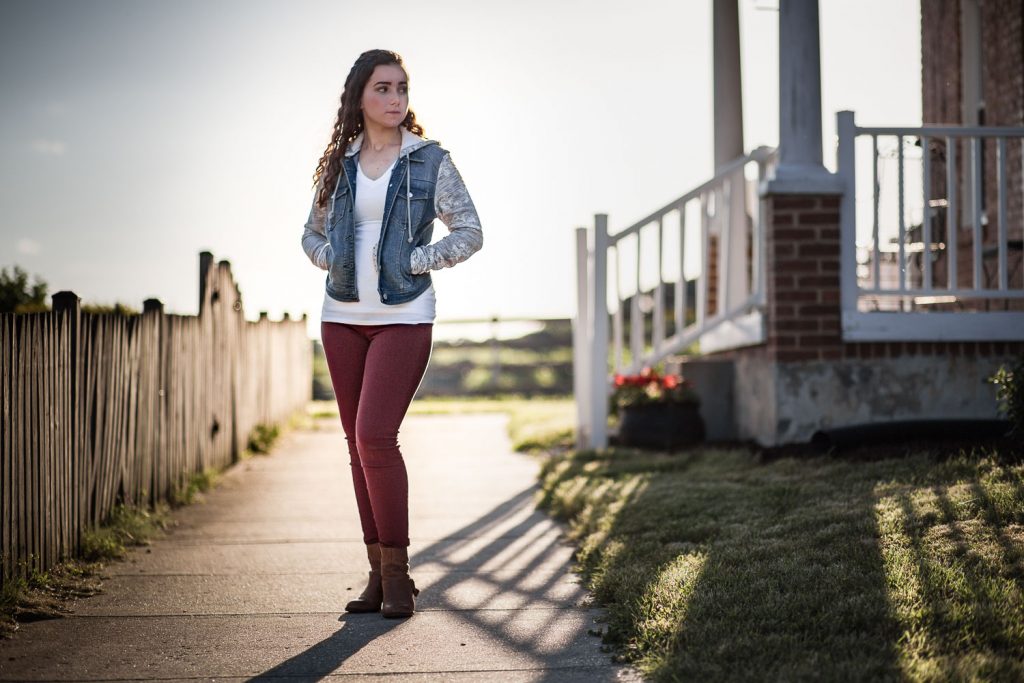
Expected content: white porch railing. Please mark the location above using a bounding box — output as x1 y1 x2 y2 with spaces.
836 110 1024 340
573 146 778 450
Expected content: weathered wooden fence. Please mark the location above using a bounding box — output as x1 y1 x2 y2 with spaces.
0 252 311 586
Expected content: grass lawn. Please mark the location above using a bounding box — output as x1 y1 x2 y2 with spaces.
537 444 1024 682
308 395 576 452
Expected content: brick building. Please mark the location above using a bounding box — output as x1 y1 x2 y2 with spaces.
917 0 1023 305
574 0 1024 448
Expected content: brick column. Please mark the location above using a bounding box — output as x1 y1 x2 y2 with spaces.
766 194 843 362
706 235 719 317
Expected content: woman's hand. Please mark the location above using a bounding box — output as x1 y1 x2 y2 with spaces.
301 184 333 270
413 153 483 272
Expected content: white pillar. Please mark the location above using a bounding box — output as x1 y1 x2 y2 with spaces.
836 110 858 319
763 0 844 194
573 227 591 450
713 0 750 310
713 0 744 169
588 214 609 450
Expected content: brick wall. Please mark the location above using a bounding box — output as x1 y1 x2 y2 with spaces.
978 0 1023 297
760 193 1023 360
979 0 1023 128
698 189 1022 445
706 234 719 317
766 195 843 361
921 0 961 126
921 0 1024 302
679 2 1024 445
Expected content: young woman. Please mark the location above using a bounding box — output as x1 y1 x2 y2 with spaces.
301 49 483 618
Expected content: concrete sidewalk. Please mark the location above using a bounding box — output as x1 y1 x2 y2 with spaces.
0 413 642 682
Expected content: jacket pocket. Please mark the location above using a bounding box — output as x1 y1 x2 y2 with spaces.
329 183 349 230
397 242 414 280
404 179 435 232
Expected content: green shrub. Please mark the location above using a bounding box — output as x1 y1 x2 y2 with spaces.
990 354 1024 437
170 468 220 506
81 503 172 561
247 423 280 454
0 265 47 313
80 302 139 315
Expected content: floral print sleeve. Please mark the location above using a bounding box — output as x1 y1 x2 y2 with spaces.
409 152 483 274
301 180 333 271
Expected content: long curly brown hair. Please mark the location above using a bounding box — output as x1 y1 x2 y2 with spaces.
312 49 425 208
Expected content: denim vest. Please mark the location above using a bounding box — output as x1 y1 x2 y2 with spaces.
325 141 446 305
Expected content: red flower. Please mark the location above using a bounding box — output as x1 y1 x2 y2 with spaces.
609 368 699 412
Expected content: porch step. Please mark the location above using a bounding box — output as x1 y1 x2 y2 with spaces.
664 356 736 441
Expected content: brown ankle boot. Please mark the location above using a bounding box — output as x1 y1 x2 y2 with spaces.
379 544 419 618
345 542 383 612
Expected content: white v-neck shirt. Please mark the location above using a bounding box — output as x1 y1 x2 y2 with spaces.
320 158 436 325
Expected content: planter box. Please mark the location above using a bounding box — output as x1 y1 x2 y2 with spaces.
618 402 706 450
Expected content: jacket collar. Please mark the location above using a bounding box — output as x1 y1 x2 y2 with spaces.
344 126 435 158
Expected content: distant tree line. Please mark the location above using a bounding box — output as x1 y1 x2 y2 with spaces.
0 265 48 313
0 266 138 315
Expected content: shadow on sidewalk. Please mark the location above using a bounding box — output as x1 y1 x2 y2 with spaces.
249 487 620 681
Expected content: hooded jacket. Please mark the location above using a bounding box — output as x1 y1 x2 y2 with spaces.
301 127 483 305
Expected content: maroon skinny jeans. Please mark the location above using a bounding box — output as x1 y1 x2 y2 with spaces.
320 321 433 548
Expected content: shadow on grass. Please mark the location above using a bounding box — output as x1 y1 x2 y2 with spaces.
538 445 1024 681
249 486 628 682
1 413 626 681
875 474 1024 679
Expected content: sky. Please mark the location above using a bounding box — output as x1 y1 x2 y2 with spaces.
0 0 921 341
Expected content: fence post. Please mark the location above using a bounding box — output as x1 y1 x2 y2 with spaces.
2 254 314 585
836 110 857 331
198 251 214 316
573 227 590 449
52 292 80 322
488 316 501 391
51 290 80 557
589 214 609 450
52 291 81 391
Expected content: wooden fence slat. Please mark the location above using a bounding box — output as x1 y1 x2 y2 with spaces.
127 316 140 504
78 315 89 530
87 315 101 526
48 312 58 568
115 317 127 504
42 313 52 570
133 315 148 506
30 315 40 574
57 311 68 560
2 255 311 587
64 308 74 557
1 316 11 578
21 316 30 575
1 316 7 579
102 316 119 518
157 311 166 503
103 316 118 521
15 316 25 576
3 317 11 577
